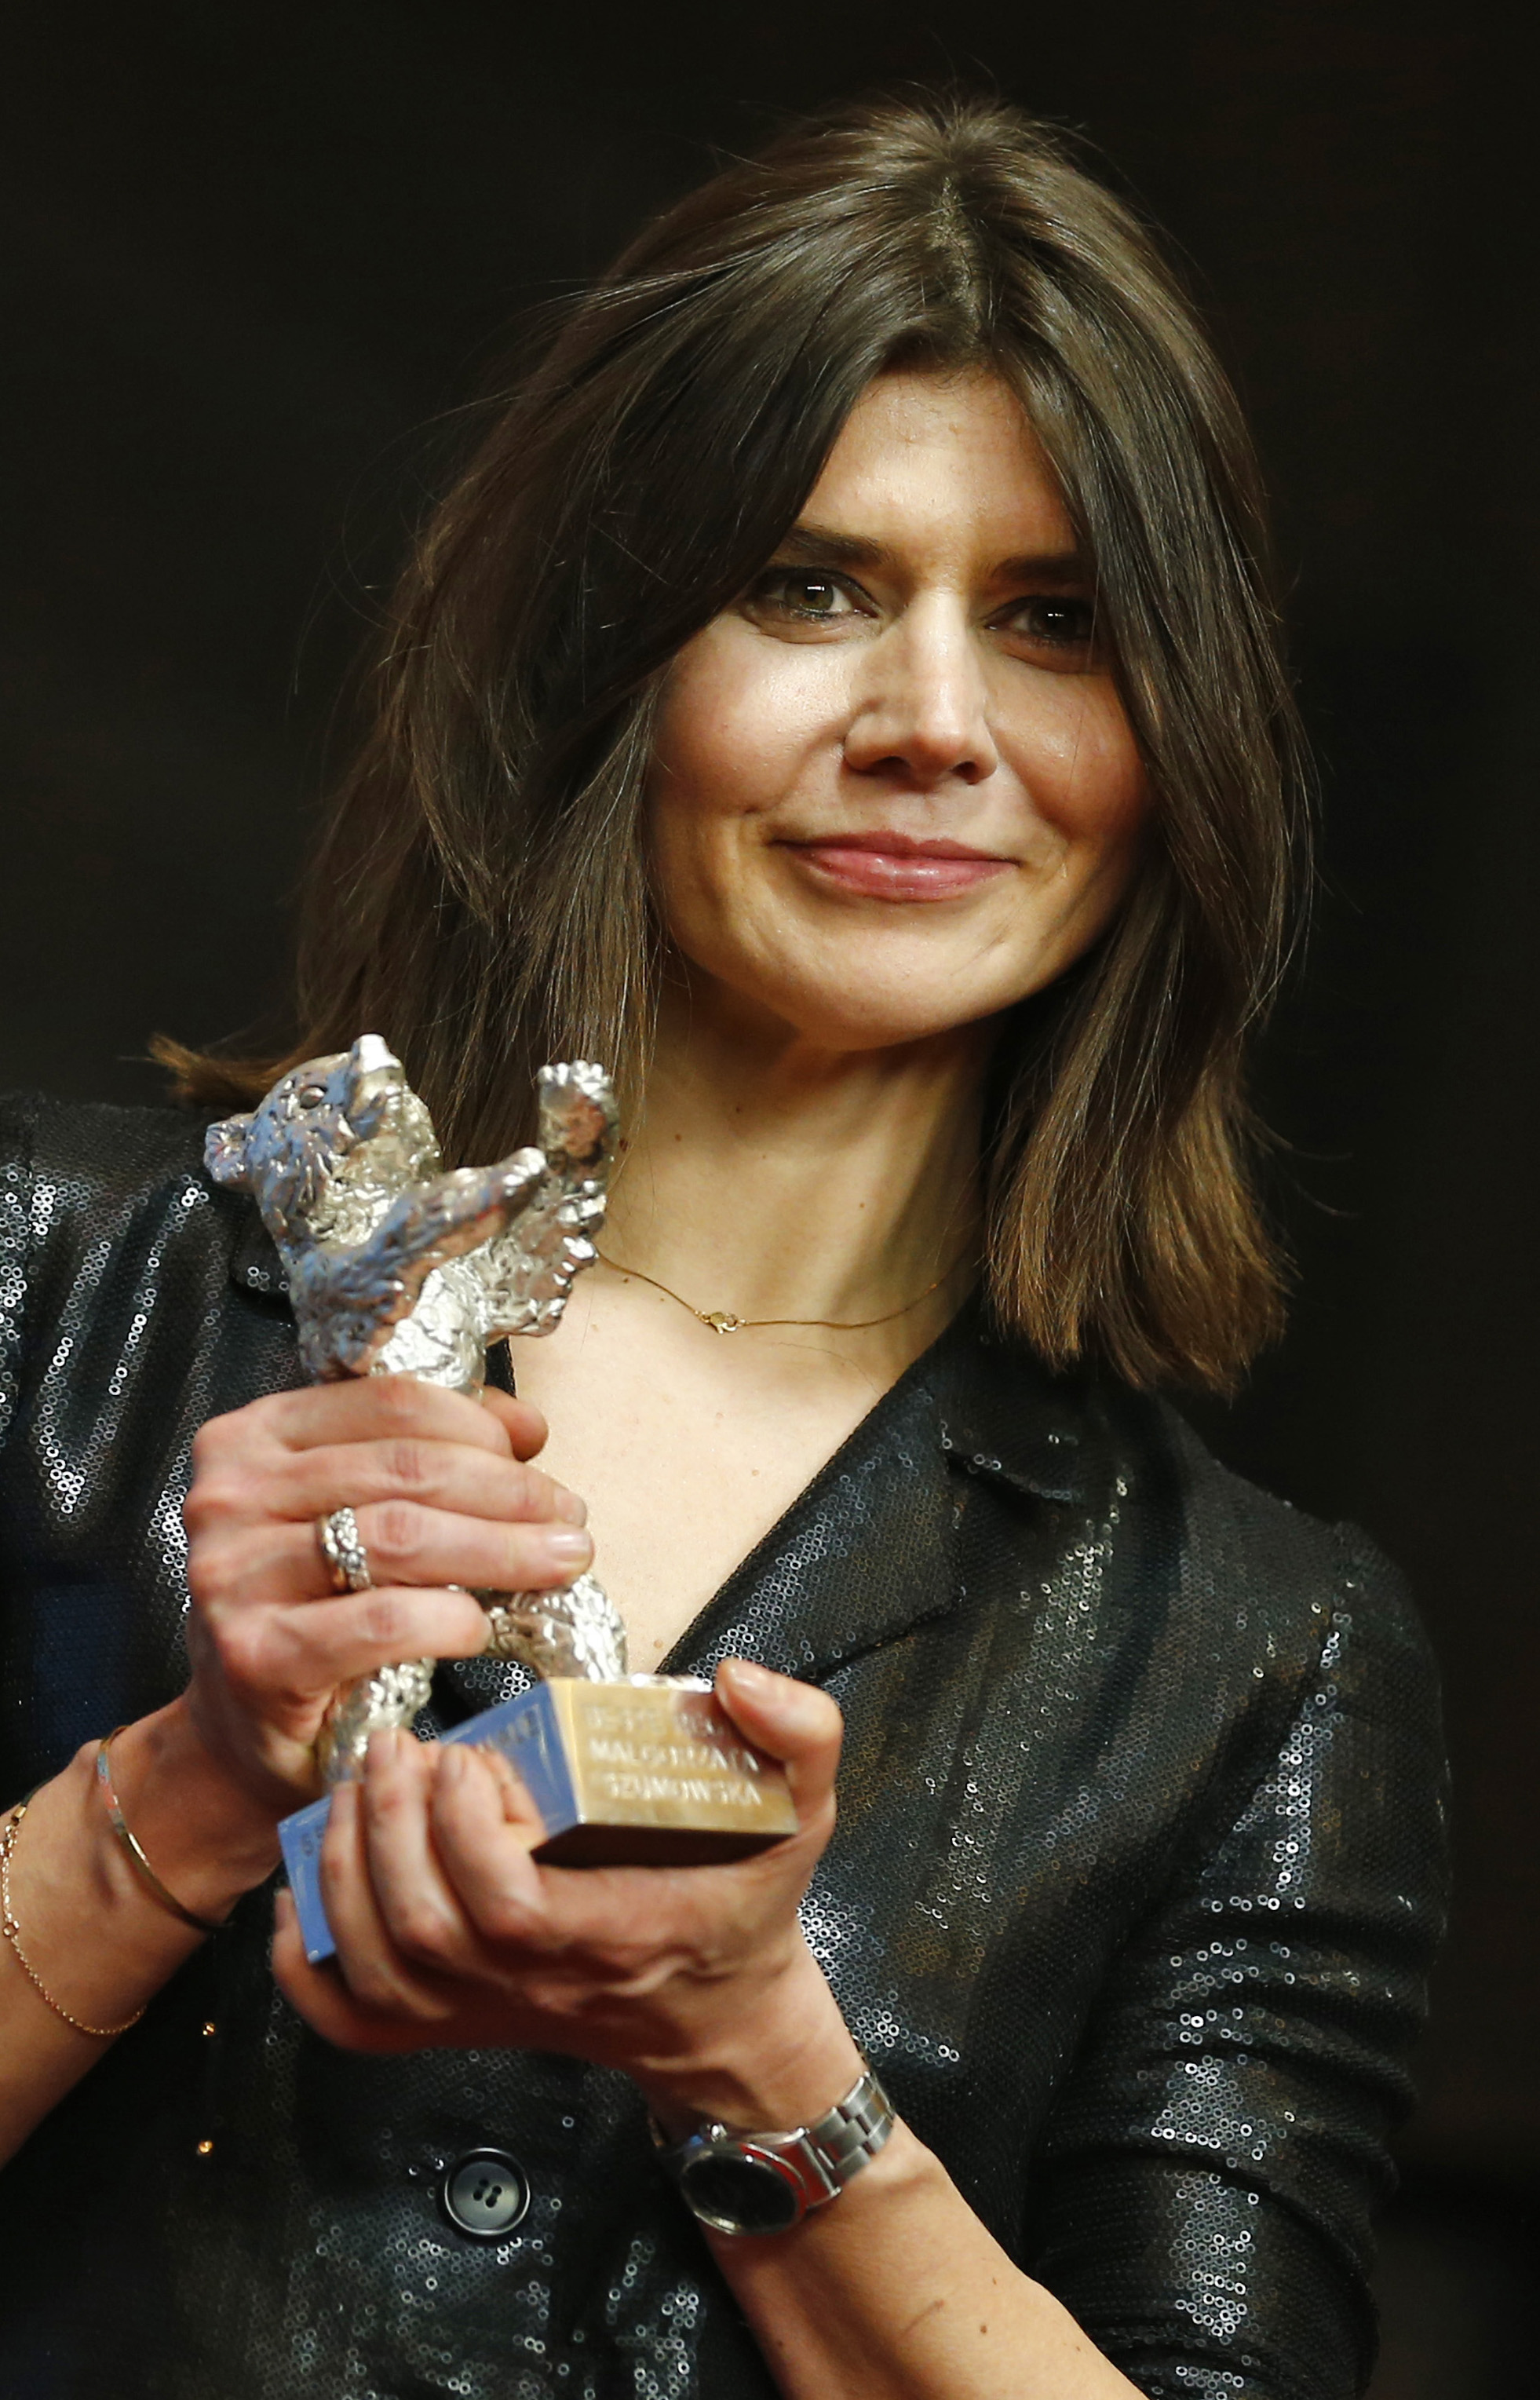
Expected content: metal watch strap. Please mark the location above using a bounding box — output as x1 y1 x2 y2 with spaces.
797 2063 894 2192
652 2060 896 2234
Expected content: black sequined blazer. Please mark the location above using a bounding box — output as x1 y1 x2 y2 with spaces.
0 1095 1447 2400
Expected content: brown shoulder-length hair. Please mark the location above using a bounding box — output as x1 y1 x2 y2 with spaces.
166 89 1307 1392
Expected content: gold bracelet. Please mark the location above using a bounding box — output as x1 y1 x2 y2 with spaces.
96 1729 226 1937
2 1795 146 2039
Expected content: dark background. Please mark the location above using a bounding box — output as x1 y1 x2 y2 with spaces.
2 5 1534 2391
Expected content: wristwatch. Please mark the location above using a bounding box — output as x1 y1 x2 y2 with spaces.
651 2061 895 2237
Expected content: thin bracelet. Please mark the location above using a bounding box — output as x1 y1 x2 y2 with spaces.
2 1795 145 2039
96 1729 226 1937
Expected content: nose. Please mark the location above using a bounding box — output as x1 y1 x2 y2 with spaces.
842 599 998 788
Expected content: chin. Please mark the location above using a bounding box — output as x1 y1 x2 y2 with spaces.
671 919 1057 1054
750 974 1009 1054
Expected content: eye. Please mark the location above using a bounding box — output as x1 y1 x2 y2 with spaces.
744 568 867 624
297 1085 327 1108
999 594 1098 653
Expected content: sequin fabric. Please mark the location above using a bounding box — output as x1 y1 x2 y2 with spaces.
0 1095 1448 2399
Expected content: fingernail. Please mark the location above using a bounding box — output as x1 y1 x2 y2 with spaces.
553 1488 588 1526
722 1658 772 1691
542 1528 593 1567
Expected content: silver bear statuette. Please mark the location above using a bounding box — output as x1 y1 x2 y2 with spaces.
206 1035 617 1387
206 1036 629 1779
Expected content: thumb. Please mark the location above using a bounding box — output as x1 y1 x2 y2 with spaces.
713 1658 842 1823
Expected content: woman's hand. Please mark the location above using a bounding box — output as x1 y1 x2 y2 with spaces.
181 1378 593 1816
2 1375 593 2162
272 1661 859 2128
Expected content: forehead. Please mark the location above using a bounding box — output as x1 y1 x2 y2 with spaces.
802 367 1075 568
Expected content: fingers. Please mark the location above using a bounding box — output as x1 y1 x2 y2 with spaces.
356 1733 489 1979
321 1742 478 2015
278 1786 457 2036
240 1375 517 1455
192 1387 570 1518
312 1776 441 2015
187 1396 592 1609
713 1661 843 1825
216 1583 498 1697
272 1906 451 2055
193 1503 591 1609
347 1500 592 1597
270 1890 388 2045
182 1373 593 1799
429 1744 780 1981
184 1380 577 1813
314 1741 542 2022
199 1374 547 1473
258 1441 586 1530
192 1497 591 1612
478 1387 549 1461
427 1744 553 1946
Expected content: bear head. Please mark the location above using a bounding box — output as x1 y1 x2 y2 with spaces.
205 1035 441 1254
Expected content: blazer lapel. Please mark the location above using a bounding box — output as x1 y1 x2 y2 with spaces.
663 1304 1100 1688
665 1365 963 1686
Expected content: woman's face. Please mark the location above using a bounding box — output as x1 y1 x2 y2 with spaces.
648 367 1151 1052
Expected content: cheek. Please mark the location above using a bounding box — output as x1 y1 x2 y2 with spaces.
650 625 841 831
647 633 838 958
1009 678 1150 849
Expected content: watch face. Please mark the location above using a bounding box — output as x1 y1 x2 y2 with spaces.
678 2146 804 2236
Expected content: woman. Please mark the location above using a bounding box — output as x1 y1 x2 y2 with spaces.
0 92 1444 2399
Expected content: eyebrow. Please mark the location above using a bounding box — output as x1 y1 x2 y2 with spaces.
771 519 1091 584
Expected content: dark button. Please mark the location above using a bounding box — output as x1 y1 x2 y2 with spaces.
439 2149 531 2241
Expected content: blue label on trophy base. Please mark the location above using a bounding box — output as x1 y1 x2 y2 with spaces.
279 1684 581 1964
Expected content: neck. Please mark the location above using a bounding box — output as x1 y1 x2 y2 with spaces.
604 975 991 1327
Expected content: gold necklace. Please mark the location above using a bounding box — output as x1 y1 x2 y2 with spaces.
595 1250 968 1335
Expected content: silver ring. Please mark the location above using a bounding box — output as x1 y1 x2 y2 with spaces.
318 1506 372 1594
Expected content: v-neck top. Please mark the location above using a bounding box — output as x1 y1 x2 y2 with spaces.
0 1093 1448 2400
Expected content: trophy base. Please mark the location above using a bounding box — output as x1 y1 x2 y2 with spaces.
280 1676 799 1963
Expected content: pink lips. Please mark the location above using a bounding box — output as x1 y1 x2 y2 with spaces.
785 830 1014 901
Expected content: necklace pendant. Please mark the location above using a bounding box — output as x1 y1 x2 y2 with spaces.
702 1310 744 1334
